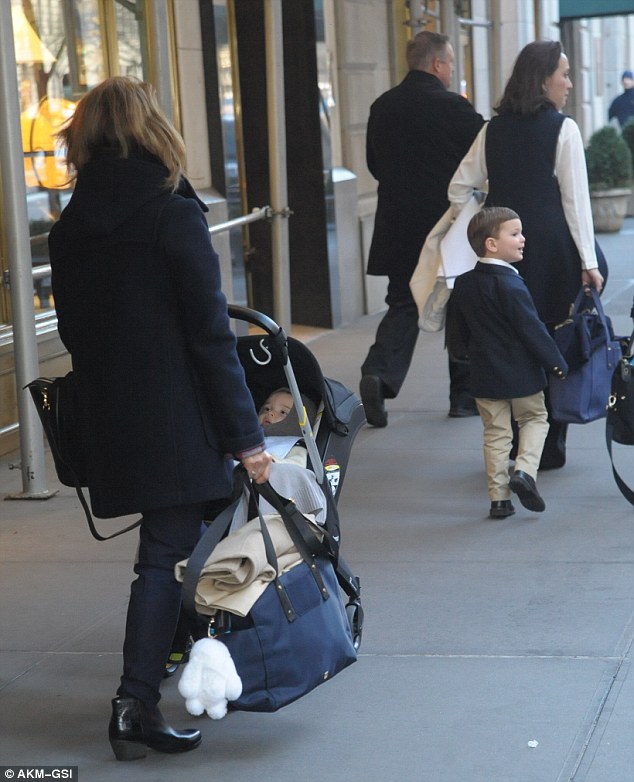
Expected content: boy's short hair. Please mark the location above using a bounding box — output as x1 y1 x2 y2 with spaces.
467 206 520 257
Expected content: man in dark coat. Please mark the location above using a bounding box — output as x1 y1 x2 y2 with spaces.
360 30 484 426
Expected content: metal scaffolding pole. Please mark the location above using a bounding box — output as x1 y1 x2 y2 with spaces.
264 0 292 333
0 3 50 499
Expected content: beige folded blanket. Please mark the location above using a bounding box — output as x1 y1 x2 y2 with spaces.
175 513 306 617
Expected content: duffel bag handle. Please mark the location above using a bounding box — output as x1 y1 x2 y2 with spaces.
181 468 329 624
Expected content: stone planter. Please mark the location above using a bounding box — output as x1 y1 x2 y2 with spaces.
590 187 632 233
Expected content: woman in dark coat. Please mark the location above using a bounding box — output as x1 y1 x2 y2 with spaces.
49 76 272 760
448 40 604 469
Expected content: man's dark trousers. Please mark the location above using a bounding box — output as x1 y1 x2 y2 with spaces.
361 275 419 398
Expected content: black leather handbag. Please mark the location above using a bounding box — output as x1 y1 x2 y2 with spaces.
26 373 140 541
27 373 87 487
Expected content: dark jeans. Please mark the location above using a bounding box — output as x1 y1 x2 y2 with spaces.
117 502 206 706
361 275 420 398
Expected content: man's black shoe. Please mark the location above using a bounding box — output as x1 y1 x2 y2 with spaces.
509 470 545 512
360 375 388 427
489 500 515 518
448 405 479 418
539 451 566 470
449 393 478 418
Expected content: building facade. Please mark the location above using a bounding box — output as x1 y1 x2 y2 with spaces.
1 0 633 465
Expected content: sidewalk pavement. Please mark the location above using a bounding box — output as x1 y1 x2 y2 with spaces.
2 220 634 782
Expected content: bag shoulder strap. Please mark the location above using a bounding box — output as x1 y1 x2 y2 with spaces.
181 470 332 623
181 494 243 621
253 479 337 559
72 484 141 541
605 328 634 506
237 473 330 603
606 417 634 506
578 286 611 333
254 477 361 602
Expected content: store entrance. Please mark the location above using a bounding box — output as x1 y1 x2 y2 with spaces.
204 0 336 328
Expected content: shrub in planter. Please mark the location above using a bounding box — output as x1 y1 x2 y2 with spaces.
622 119 634 174
585 126 632 231
585 126 632 191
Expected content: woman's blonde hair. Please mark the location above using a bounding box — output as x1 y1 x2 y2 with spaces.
56 76 186 190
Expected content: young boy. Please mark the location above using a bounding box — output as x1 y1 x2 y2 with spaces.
447 207 568 518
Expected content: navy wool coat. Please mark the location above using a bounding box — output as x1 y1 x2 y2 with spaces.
366 70 484 280
49 156 264 518
448 263 568 400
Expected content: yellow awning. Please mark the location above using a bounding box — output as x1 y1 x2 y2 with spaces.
12 5 56 65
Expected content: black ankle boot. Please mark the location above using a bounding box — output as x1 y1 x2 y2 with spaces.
109 697 202 760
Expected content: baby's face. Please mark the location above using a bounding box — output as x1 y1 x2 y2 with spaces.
259 391 293 426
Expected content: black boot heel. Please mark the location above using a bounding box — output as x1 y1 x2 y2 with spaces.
109 737 147 761
109 697 201 760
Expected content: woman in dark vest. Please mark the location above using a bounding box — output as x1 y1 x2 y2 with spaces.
447 40 603 469
50 77 272 760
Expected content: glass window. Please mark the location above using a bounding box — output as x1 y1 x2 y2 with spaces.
113 1 149 79
212 0 249 307
10 0 149 315
458 1 474 100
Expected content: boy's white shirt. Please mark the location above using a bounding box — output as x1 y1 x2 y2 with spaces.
478 257 519 273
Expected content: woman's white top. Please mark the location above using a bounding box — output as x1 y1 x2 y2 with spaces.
448 117 598 270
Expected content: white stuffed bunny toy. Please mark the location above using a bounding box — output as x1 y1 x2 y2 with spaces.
177 637 243 719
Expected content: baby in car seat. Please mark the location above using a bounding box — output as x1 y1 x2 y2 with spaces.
227 386 325 528
165 389 324 677
257 387 317 467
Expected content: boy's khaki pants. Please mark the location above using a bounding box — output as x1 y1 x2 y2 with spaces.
476 392 549 501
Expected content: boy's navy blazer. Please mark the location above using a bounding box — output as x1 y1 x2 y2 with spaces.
449 262 567 400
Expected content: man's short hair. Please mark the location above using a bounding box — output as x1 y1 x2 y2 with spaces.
406 31 450 71
467 206 520 257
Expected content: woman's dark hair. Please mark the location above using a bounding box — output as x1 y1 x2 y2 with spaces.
494 40 563 116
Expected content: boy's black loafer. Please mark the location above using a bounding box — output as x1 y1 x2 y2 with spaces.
509 470 545 512
489 500 515 518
